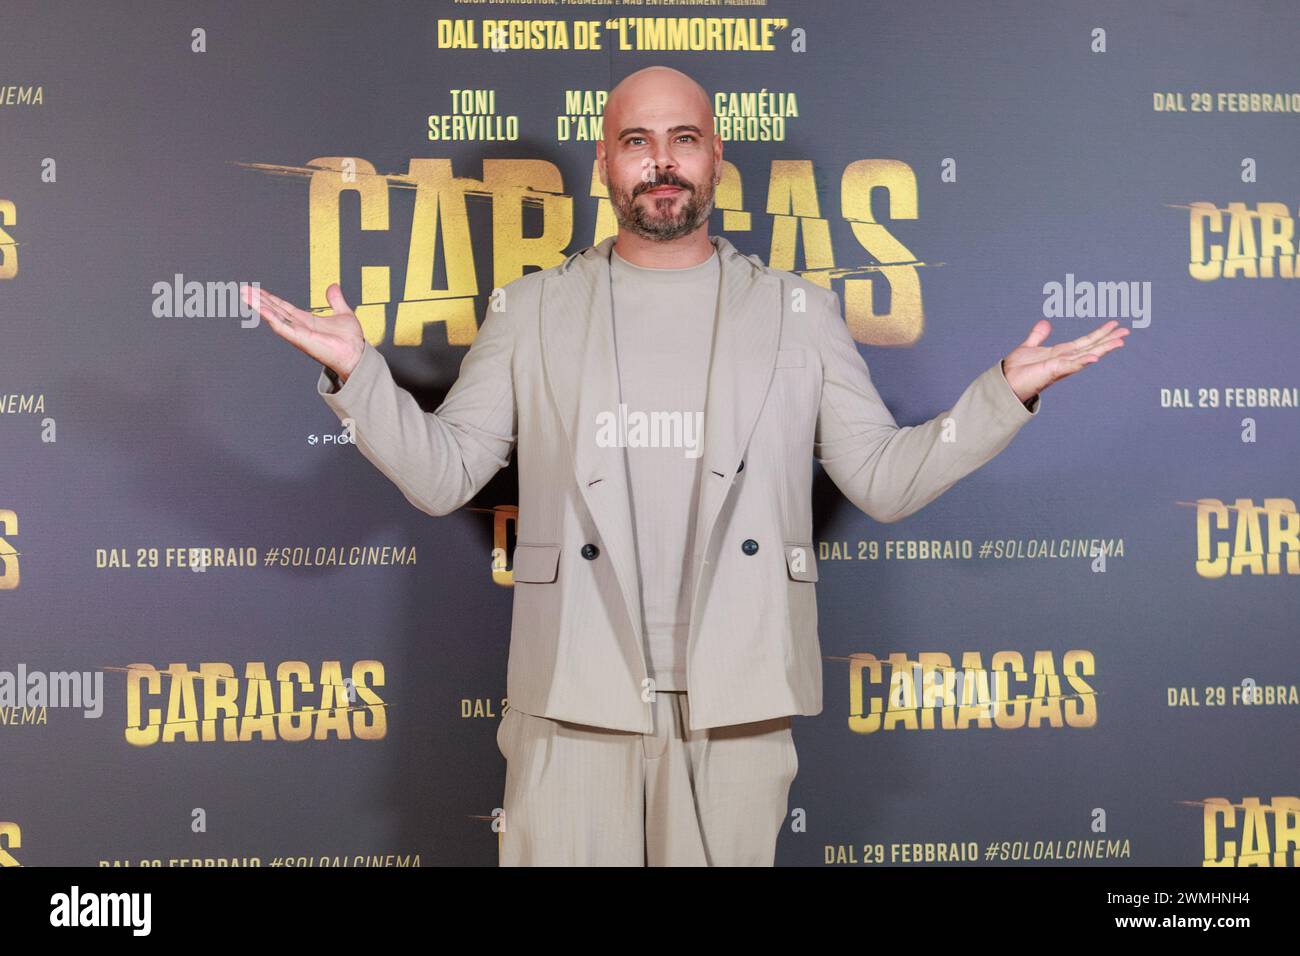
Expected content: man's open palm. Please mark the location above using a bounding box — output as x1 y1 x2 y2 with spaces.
1003 319 1128 403
241 282 365 382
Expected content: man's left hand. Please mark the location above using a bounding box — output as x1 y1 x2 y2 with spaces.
1002 319 1129 405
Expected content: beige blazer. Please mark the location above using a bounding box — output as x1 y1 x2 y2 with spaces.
317 234 1039 732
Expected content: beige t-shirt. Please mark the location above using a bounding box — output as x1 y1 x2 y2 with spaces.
609 244 720 692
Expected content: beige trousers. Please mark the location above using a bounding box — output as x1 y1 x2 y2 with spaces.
496 691 798 866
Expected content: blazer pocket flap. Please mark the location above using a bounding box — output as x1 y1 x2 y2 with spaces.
776 348 806 369
784 542 818 582
511 544 561 583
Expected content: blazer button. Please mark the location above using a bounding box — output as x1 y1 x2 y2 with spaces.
741 538 759 555
581 543 600 560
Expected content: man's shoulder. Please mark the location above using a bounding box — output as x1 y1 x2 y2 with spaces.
497 265 556 296
495 242 599 297
486 261 565 324
743 254 841 315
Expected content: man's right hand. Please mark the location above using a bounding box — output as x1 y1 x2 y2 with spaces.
241 282 365 383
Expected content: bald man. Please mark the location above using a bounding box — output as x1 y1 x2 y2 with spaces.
245 65 1126 866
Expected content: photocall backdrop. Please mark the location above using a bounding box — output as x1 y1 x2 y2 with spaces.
1 0 1297 868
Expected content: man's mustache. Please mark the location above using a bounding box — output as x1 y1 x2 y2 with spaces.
635 174 693 196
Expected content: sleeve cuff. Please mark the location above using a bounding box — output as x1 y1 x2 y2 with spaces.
316 342 379 402
994 359 1040 420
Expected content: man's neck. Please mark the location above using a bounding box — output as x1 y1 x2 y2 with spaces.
612 229 714 269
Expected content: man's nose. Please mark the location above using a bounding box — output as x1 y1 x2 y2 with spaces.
639 159 665 187
649 149 677 179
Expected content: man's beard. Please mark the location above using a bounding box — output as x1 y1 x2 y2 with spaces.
609 168 716 241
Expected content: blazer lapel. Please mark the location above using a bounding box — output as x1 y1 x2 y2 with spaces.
688 237 782 614
541 236 644 649
541 234 783 665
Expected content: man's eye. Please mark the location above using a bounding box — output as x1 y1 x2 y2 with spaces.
677 135 697 143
